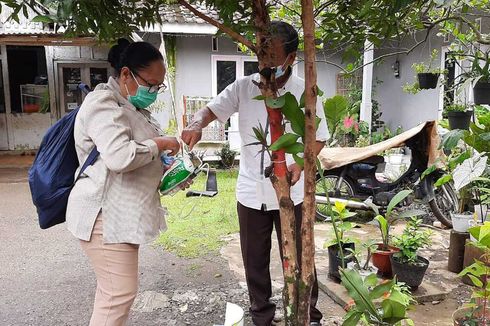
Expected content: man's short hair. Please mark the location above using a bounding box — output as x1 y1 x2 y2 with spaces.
270 21 299 55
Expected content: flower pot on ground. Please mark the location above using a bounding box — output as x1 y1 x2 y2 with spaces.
390 255 429 289
417 73 439 89
371 190 413 278
473 81 490 105
391 217 432 289
372 244 399 278
451 212 474 232
456 222 490 325
322 201 357 282
452 306 490 325
327 242 355 282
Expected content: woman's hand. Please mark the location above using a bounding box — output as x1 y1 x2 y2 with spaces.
153 136 181 156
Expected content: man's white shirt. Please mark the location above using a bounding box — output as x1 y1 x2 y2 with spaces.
207 73 329 211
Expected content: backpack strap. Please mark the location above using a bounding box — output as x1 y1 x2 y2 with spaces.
75 147 100 182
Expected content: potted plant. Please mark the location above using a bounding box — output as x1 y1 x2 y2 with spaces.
414 49 446 89
390 217 432 289
445 103 473 131
345 239 378 278
216 142 237 169
453 222 490 325
325 201 357 282
471 50 490 105
371 190 413 278
340 268 415 326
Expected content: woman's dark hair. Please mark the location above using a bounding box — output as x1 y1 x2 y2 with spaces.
270 21 299 55
108 38 164 76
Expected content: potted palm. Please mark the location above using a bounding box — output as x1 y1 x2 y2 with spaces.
453 222 490 325
390 217 432 289
371 190 413 278
445 103 473 131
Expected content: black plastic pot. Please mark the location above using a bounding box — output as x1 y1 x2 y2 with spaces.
418 73 439 89
474 81 490 105
390 255 429 289
328 242 355 283
447 110 473 130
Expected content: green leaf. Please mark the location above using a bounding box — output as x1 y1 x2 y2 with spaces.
342 309 362 326
269 133 299 151
293 154 304 168
340 268 379 317
434 174 452 187
386 190 413 217
441 129 466 150
324 95 348 135
316 85 324 97
265 96 286 109
253 95 265 100
468 274 484 288
31 15 55 23
370 278 394 300
281 92 305 137
374 214 389 245
364 273 378 288
299 92 305 108
420 165 436 180
284 142 304 155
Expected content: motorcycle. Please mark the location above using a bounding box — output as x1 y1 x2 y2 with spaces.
315 121 458 228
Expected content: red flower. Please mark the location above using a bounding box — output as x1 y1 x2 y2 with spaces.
343 116 355 129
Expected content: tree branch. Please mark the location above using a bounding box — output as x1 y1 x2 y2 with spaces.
177 0 256 52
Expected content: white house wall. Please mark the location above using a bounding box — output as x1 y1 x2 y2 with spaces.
373 34 444 130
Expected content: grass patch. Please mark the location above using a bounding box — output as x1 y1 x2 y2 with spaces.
156 169 239 258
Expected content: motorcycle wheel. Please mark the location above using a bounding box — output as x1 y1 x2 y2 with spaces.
429 182 459 228
315 174 356 221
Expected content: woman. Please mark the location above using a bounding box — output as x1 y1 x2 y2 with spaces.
66 39 178 326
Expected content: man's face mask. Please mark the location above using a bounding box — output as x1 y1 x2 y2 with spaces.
125 71 158 109
274 55 297 79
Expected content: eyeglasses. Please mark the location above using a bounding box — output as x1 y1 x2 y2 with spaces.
130 70 167 94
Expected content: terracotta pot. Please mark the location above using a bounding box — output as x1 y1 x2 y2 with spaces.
371 243 399 278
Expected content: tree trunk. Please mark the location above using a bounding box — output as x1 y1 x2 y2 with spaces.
299 0 317 325
252 1 299 324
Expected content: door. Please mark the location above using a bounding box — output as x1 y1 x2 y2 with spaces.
0 60 8 150
5 45 51 150
58 63 110 116
211 55 259 150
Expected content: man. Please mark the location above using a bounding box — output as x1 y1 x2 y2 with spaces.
182 21 328 326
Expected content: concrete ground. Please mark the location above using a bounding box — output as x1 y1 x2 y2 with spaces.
0 165 469 326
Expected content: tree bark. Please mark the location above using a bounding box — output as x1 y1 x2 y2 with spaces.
252 1 299 324
299 0 317 325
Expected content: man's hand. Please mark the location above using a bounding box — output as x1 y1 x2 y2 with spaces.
288 163 303 186
181 123 202 150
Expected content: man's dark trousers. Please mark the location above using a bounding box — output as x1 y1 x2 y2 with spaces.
237 202 323 326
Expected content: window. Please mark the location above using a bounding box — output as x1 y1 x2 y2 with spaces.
7 46 49 113
0 63 5 113
212 37 219 52
211 55 259 96
58 63 110 113
336 72 362 96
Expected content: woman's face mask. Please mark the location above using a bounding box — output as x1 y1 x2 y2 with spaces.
125 71 158 109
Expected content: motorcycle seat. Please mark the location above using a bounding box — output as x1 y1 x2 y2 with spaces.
357 155 385 165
